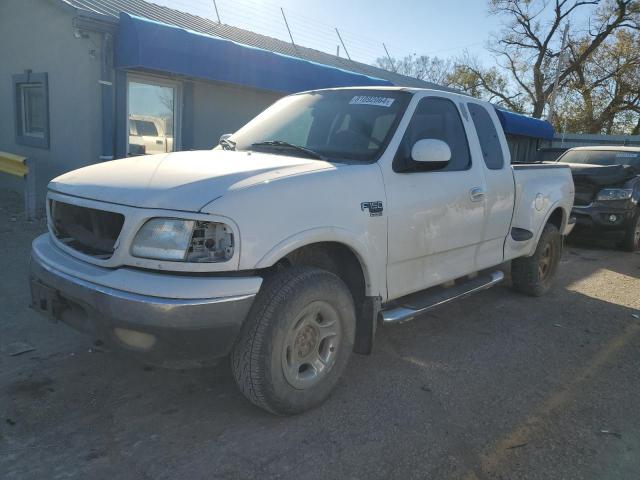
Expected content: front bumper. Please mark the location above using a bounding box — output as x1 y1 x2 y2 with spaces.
29 234 262 368
571 203 636 237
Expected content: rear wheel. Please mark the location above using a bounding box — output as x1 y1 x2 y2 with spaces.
621 209 640 252
511 223 562 297
231 266 355 415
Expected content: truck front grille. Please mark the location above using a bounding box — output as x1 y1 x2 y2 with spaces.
50 200 124 259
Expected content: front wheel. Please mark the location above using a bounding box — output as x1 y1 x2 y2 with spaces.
621 209 640 252
511 223 562 297
231 266 355 415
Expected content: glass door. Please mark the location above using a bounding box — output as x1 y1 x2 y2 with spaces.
127 76 180 156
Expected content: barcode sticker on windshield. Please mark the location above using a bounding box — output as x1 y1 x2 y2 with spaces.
616 153 639 158
349 96 395 107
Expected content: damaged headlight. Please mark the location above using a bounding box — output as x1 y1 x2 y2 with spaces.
596 189 633 201
131 218 234 262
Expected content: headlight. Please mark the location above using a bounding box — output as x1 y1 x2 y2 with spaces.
131 218 234 262
596 189 633 201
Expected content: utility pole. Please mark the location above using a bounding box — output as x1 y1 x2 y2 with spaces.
335 28 351 61
547 23 570 126
336 45 340 57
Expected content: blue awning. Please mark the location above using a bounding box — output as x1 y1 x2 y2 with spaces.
494 108 554 140
115 14 394 93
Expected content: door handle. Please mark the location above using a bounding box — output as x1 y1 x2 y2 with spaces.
469 187 485 202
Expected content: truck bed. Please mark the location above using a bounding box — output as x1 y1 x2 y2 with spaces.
504 162 574 261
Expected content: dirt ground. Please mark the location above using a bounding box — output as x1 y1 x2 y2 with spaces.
1 188 639 480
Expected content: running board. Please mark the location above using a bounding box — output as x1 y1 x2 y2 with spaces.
381 270 505 324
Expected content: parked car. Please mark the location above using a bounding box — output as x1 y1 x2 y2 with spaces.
557 146 640 251
29 87 574 414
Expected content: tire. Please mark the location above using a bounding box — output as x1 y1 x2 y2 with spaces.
621 209 640 252
511 223 562 297
231 266 355 415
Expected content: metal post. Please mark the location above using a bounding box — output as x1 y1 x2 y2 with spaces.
383 43 395 71
335 28 351 60
281 8 297 52
336 45 340 57
100 32 114 162
212 0 221 23
547 23 570 126
24 158 36 220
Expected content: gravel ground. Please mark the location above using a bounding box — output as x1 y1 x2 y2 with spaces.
1 188 639 480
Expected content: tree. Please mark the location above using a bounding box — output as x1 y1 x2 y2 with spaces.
558 29 640 133
377 0 640 134
446 52 530 112
486 0 639 118
376 54 454 86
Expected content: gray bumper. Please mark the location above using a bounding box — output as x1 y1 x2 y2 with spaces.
29 235 260 368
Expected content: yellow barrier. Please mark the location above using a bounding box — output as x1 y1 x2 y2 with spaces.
0 151 36 219
0 151 29 177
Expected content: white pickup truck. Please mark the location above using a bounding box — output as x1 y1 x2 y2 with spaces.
30 87 574 414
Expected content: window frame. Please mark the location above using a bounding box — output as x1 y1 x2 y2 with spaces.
126 73 182 156
392 96 472 173
13 71 50 149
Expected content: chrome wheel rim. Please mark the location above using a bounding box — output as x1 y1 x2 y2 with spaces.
281 301 341 390
538 241 555 281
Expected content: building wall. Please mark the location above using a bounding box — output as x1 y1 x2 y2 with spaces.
505 135 550 163
189 80 283 150
0 0 103 199
551 133 640 149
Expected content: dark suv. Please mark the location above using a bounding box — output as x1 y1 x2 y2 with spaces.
557 146 640 251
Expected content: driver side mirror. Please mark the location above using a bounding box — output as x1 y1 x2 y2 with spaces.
411 139 452 164
219 133 232 145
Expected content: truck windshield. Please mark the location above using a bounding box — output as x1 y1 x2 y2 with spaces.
223 90 411 163
558 149 640 168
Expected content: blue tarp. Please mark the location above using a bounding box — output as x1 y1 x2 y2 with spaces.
494 108 554 140
115 13 394 93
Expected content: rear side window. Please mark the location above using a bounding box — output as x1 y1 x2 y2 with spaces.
135 120 159 137
468 103 504 170
394 97 471 172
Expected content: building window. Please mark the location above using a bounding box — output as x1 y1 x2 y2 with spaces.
127 75 180 156
13 72 50 149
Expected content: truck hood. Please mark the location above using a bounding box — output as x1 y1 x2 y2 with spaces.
559 162 638 206
49 150 335 211
560 162 637 186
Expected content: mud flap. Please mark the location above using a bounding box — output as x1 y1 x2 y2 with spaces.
353 296 381 355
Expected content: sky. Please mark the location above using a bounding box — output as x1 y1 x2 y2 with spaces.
150 0 504 66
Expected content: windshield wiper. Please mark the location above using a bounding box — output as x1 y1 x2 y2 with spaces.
220 138 236 151
250 140 326 160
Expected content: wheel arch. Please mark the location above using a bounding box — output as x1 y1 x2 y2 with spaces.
529 203 567 256
254 228 381 298
255 231 382 355
546 206 565 231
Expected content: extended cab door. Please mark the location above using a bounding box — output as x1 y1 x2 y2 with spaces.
466 102 515 269
382 94 487 300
